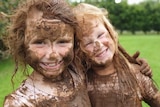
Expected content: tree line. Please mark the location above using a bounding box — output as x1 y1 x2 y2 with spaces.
71 0 160 34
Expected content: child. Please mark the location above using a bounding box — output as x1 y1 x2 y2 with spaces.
73 3 160 107
3 0 91 107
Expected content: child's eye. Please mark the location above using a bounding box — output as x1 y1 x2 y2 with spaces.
85 42 92 46
97 33 104 38
84 41 93 48
57 40 70 44
33 40 45 44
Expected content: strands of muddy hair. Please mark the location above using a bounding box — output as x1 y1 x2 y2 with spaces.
118 44 140 65
74 46 91 85
5 0 81 87
113 51 139 103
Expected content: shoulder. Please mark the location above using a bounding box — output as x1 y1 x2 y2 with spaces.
131 63 150 81
130 63 153 87
131 64 159 99
3 80 34 107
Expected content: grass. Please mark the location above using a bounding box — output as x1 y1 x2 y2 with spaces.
119 35 160 107
119 35 160 82
0 58 29 106
0 35 160 107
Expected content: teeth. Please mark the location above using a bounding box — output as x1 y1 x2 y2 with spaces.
47 63 56 66
95 48 108 57
43 60 62 67
96 50 105 57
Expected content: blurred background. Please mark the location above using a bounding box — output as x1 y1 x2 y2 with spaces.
0 0 160 107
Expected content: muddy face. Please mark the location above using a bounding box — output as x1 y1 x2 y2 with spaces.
80 19 115 67
24 7 74 79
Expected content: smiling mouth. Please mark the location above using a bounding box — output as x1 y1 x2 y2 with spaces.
95 48 108 57
39 60 63 70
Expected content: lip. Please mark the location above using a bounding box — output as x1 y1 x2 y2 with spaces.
95 48 108 57
39 60 63 71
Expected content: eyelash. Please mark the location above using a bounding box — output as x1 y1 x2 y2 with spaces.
33 40 45 44
58 40 70 44
98 33 105 38
84 42 93 47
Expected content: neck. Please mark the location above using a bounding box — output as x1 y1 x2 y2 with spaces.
27 70 74 96
92 63 115 76
30 71 65 83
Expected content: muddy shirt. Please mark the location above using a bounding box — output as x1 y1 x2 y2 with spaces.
4 69 91 107
87 65 160 107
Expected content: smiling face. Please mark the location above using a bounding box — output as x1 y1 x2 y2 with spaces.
24 7 74 79
80 19 115 67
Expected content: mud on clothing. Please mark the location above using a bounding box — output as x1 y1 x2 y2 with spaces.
4 69 91 107
87 64 160 107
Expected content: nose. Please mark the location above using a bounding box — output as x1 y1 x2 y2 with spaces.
93 40 101 52
47 46 58 60
49 52 57 59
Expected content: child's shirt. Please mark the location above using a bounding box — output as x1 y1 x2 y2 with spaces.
4 69 91 107
87 64 160 107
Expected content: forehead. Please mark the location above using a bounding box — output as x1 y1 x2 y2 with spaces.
25 7 74 41
79 18 101 38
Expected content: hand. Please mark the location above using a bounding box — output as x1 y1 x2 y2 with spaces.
137 58 152 78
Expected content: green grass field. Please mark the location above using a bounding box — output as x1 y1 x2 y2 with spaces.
119 35 160 107
0 35 160 107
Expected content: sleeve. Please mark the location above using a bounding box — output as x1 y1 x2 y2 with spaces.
136 71 160 107
3 95 19 107
3 81 35 107
3 92 34 107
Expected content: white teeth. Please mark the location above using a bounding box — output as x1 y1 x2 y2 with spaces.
43 60 62 67
47 63 56 66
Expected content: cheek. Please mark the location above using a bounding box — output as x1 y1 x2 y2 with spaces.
58 44 73 56
29 47 45 59
103 41 109 47
25 49 40 69
81 47 93 58
60 47 74 64
106 39 116 52
25 45 46 68
80 43 92 54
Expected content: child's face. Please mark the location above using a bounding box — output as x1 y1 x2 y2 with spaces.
80 20 115 66
24 8 74 79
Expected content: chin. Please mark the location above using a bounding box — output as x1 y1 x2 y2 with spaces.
92 58 112 67
44 73 61 79
41 69 63 79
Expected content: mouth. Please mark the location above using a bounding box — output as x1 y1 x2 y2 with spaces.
95 48 108 57
39 60 63 71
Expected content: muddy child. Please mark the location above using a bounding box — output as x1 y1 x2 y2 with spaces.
73 3 160 107
3 0 91 107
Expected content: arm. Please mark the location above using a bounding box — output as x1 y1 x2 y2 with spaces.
143 81 160 107
136 70 160 107
144 91 160 107
118 45 152 77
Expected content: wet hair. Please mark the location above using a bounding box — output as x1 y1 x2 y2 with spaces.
73 3 141 103
5 0 84 85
